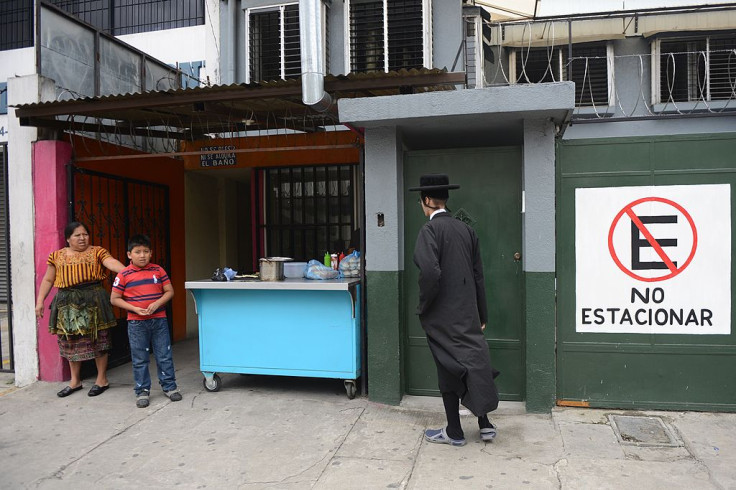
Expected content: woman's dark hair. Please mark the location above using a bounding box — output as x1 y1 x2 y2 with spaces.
64 222 89 240
127 234 152 252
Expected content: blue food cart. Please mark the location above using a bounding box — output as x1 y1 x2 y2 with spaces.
185 278 361 398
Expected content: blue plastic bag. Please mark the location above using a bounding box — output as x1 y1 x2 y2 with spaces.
305 259 339 280
339 251 360 277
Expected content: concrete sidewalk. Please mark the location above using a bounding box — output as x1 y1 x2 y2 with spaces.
1 338 735 489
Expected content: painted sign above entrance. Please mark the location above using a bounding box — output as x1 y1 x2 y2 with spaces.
199 146 236 167
576 184 731 335
181 132 360 170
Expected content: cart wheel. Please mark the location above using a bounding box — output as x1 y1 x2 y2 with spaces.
203 373 222 392
344 380 357 399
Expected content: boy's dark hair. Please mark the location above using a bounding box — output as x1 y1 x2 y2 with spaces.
127 234 151 252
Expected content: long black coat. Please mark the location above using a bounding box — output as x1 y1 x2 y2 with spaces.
413 212 499 415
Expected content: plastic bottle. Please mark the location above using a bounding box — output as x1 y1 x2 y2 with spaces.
331 254 338 270
324 251 331 267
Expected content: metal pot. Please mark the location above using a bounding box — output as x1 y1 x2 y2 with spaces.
259 257 292 281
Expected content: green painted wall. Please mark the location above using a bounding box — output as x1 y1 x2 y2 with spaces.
366 270 403 405
525 272 556 412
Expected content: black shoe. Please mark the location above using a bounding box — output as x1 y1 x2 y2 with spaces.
57 385 83 397
87 384 109 397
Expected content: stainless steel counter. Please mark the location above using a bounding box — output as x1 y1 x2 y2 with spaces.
185 277 360 291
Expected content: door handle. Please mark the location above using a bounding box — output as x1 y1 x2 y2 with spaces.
513 252 521 261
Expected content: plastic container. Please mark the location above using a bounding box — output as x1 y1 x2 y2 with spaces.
283 261 308 278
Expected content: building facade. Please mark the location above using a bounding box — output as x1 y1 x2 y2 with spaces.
3 0 735 413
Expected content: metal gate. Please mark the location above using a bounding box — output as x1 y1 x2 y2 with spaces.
0 143 13 372
70 166 170 369
557 134 736 411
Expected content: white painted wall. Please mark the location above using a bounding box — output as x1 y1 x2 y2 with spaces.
204 0 221 85
7 75 56 387
0 47 36 81
0 47 36 144
118 26 206 64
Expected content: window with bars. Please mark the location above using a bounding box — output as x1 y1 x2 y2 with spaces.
349 0 425 73
0 0 33 51
247 4 301 83
512 42 611 107
0 83 7 115
51 0 205 36
657 35 736 103
255 165 358 263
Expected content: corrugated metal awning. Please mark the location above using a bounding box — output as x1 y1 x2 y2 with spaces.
14 69 465 139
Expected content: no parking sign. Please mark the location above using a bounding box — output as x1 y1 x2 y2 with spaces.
575 184 731 334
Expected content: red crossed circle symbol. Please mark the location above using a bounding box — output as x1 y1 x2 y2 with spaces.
608 196 697 282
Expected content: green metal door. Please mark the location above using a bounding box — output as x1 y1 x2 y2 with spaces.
403 148 524 400
558 134 736 411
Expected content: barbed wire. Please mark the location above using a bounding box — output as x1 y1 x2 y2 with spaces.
474 19 736 119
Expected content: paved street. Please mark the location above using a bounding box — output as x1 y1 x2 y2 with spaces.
1 338 735 489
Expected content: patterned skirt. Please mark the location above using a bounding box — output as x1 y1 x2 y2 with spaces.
49 282 117 360
57 328 112 362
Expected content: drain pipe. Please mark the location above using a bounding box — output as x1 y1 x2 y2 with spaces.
299 0 332 111
227 0 238 84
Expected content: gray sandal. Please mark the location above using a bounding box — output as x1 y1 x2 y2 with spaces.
424 428 466 447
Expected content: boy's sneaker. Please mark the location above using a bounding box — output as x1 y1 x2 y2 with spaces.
164 388 182 402
136 390 150 408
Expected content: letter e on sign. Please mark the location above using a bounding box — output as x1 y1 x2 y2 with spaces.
608 197 697 282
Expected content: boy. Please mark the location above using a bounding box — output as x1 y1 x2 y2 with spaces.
111 234 182 408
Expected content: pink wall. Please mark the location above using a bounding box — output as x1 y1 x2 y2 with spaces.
33 140 72 381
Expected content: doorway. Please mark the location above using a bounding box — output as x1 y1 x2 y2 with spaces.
71 166 171 370
403 147 525 400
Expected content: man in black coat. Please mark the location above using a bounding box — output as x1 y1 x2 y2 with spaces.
410 174 499 447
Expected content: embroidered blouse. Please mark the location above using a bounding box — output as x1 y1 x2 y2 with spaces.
47 246 112 288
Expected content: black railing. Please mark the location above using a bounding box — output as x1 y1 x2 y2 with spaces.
0 0 33 52
0 144 13 373
256 165 357 264
51 0 205 36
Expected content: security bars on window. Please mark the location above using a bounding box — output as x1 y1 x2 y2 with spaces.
657 36 736 104
257 165 357 264
347 0 426 74
0 0 33 51
511 42 611 108
247 4 301 83
51 0 205 36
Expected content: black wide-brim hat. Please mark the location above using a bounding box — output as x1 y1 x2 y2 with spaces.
408 174 460 193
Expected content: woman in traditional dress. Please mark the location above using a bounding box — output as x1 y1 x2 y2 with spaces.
35 222 125 397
